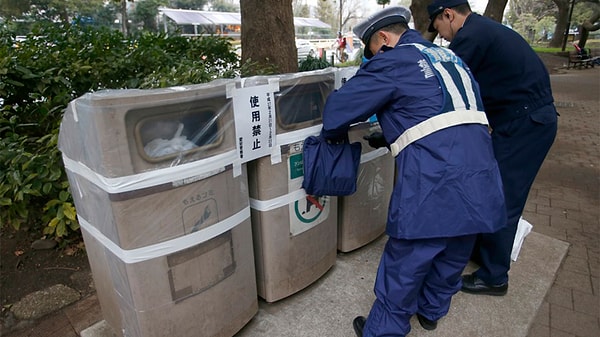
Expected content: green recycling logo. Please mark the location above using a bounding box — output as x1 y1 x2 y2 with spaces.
294 195 327 223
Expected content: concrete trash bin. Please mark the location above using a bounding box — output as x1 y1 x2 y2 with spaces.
243 69 338 302
339 121 393 252
58 80 257 337
333 67 393 252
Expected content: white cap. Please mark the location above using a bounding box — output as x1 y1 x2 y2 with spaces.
353 6 411 58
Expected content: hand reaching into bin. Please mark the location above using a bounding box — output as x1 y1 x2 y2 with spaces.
363 131 389 150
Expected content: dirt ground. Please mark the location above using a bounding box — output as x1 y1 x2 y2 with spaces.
0 228 94 308
0 51 571 321
537 52 570 74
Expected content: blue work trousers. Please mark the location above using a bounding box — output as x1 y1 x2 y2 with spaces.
362 235 476 337
474 106 557 285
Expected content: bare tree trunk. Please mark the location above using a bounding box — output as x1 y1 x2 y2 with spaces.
484 0 509 22
549 0 570 48
410 0 438 41
577 3 600 49
240 0 297 76
121 0 129 36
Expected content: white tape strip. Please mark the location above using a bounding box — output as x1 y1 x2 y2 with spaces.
62 150 238 194
233 159 242 177
271 125 322 164
360 148 389 164
268 78 280 93
70 99 79 123
79 206 250 264
276 124 322 146
249 189 308 212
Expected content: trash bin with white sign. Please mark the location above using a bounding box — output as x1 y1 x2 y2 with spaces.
239 69 338 302
58 80 257 337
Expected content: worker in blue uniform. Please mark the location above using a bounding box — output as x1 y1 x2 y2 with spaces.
428 0 558 296
319 6 507 337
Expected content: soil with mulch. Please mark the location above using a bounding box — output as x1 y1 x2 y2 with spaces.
0 227 94 312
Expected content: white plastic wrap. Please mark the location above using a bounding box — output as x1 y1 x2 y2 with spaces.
243 68 339 302
59 79 237 177
339 122 394 252
58 80 257 337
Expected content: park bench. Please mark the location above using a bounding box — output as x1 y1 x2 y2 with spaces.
567 48 600 69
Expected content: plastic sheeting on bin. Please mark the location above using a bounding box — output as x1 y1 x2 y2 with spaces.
242 68 339 302
339 122 393 252
58 80 257 337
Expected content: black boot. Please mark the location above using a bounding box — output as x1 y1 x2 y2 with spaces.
461 273 508 296
352 316 366 337
416 313 438 330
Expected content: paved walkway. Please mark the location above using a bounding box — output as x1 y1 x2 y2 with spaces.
3 67 599 337
525 67 600 337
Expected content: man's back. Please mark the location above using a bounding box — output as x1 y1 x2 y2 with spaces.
449 14 553 123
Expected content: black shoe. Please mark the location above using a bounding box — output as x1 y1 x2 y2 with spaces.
416 313 437 330
352 316 366 337
461 273 508 296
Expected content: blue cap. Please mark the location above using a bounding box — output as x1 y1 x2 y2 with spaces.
427 0 469 32
353 6 411 59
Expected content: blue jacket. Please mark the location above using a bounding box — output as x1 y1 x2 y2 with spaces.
322 29 506 239
449 14 555 127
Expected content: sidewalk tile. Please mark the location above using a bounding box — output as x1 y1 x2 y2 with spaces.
547 286 573 310
571 289 599 314
561 255 591 275
554 269 594 294
550 304 600 337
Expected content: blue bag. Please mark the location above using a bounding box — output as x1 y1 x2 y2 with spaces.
301 135 362 196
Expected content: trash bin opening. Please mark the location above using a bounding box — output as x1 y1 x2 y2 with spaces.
132 105 226 163
275 82 330 131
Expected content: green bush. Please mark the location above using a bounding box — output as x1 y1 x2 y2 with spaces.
298 55 332 72
0 22 241 241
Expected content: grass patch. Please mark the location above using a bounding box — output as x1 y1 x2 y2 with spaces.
532 39 600 54
532 47 564 53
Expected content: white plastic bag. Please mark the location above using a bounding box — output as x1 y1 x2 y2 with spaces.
511 217 533 261
144 123 197 157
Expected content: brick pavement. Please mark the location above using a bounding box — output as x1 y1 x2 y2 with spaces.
525 67 600 337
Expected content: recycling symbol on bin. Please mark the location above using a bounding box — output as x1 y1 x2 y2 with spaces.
294 195 327 223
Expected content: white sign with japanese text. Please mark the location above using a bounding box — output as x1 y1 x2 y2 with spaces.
231 84 277 163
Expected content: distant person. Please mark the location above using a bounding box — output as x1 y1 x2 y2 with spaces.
428 0 558 296
335 31 348 62
319 6 506 336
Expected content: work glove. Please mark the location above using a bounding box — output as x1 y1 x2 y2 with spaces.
363 131 389 150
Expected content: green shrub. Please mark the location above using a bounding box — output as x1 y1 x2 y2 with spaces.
299 55 332 72
0 22 241 240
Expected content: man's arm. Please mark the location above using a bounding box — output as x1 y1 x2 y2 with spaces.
321 63 395 140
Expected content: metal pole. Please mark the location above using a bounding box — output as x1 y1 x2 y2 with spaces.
339 0 343 33
561 0 576 51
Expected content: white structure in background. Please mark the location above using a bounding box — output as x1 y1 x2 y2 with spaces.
159 8 331 39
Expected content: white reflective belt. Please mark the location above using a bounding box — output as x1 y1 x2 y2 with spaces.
390 110 488 157
78 206 250 264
